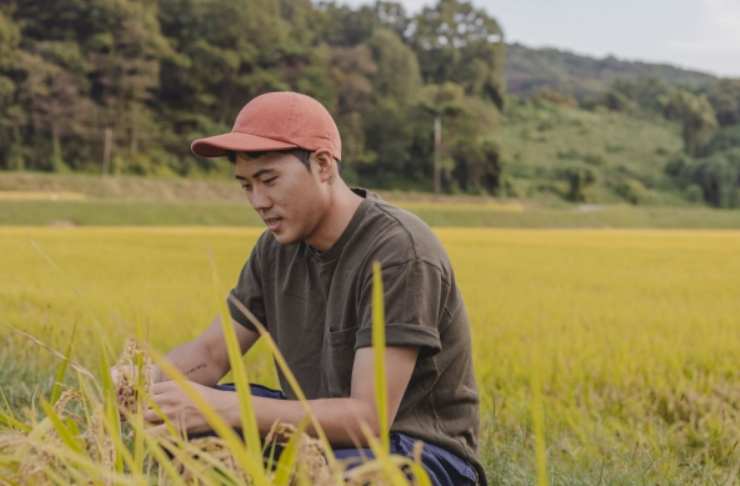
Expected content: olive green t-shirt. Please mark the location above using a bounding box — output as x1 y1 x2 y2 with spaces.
228 189 486 485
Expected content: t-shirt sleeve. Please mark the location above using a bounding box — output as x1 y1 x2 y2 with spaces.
227 242 267 333
354 259 444 358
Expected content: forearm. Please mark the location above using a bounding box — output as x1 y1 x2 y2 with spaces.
158 339 229 387
249 396 379 448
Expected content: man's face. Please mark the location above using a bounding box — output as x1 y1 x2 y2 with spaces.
234 152 325 246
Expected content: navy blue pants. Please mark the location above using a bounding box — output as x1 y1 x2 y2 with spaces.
190 384 476 486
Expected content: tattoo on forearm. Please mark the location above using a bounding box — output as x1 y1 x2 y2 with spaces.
184 362 207 376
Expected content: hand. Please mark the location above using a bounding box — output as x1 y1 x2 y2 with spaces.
111 365 141 414
111 364 165 388
111 364 163 416
144 381 237 436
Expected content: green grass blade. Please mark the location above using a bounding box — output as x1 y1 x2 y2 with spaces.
227 294 338 468
0 385 12 415
131 389 146 476
137 435 190 486
0 409 32 432
148 348 273 486
531 351 549 486
12 416 54 462
272 415 310 485
209 252 263 469
372 261 390 452
152 437 240 486
357 421 412 486
37 397 84 454
50 322 77 405
98 345 125 473
404 462 433 486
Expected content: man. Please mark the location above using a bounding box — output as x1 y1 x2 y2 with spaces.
116 92 486 486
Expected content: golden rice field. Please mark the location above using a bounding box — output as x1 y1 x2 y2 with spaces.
2 227 740 484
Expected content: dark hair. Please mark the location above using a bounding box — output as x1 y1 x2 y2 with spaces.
225 148 341 173
226 148 312 171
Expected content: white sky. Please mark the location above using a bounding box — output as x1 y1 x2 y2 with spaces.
339 0 740 77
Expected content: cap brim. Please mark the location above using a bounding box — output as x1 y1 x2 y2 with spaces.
191 132 298 158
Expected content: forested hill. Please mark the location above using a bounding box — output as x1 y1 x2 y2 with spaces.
505 43 719 100
0 0 506 192
1 0 740 210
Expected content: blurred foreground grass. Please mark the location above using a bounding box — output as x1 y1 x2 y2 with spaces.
2 227 740 484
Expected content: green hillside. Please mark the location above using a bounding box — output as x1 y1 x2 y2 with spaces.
505 43 719 100
498 99 686 205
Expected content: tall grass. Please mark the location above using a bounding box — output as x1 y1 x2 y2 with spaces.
4 227 740 483
0 247 431 485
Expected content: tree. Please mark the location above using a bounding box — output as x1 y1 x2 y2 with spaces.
707 79 740 127
156 0 314 170
610 75 667 113
680 148 740 208
358 28 422 186
415 82 500 196
366 28 421 103
0 0 509 187
11 0 169 172
558 164 597 202
326 43 377 167
416 83 471 196
451 139 506 195
374 1 411 38
529 88 577 108
0 10 21 169
14 48 95 171
707 126 740 155
660 89 718 157
407 0 506 108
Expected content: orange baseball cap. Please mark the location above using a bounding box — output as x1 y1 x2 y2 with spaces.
191 92 342 161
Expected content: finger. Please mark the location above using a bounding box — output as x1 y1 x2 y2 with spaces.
143 408 165 424
146 423 171 438
150 381 171 395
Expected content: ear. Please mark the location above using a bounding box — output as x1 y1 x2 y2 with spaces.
312 148 336 183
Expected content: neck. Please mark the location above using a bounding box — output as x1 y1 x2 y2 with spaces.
305 182 363 252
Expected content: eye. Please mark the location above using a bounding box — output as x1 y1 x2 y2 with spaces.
263 177 277 185
241 185 252 192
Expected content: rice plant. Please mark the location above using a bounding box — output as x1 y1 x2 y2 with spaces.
0 249 430 485
3 227 740 483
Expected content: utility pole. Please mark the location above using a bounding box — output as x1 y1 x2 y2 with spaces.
434 115 441 200
102 127 112 178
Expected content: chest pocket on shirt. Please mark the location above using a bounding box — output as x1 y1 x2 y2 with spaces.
323 326 358 398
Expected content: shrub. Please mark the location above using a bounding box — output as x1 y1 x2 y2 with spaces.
615 179 660 205
679 148 740 208
530 89 578 108
706 126 740 155
664 154 690 177
685 184 704 203
556 164 597 202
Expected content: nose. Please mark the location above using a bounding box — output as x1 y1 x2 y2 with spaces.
249 185 272 212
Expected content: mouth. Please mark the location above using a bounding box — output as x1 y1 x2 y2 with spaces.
264 217 283 231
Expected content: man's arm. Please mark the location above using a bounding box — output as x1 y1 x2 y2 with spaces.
250 345 420 447
146 345 419 446
156 314 260 386
114 314 260 389
157 314 260 386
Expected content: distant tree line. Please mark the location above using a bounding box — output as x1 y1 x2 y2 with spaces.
505 43 718 102
0 0 509 194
